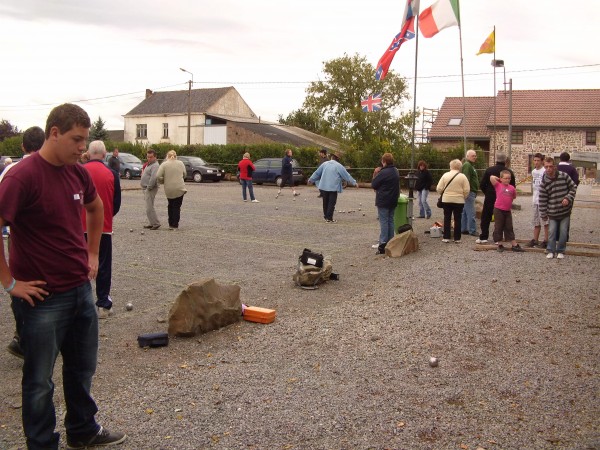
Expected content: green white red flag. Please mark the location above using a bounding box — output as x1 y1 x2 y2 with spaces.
419 0 460 38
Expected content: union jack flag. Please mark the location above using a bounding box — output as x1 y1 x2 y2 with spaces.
375 0 419 81
361 93 382 112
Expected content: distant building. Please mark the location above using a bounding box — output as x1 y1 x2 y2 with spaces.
428 89 600 181
123 87 340 150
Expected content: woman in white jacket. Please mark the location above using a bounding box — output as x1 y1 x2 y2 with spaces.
436 159 470 243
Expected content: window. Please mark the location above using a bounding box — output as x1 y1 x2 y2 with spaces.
162 123 169 138
586 131 596 145
511 130 523 144
448 118 462 126
136 124 147 139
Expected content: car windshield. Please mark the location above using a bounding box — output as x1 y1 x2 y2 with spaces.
183 157 207 166
120 154 142 164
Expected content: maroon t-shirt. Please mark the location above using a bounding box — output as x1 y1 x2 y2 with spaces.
0 152 97 292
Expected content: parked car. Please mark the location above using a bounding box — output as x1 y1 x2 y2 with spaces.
104 152 143 179
178 156 225 183
241 158 304 186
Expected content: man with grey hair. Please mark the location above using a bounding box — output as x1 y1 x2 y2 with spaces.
461 149 479 236
83 140 121 319
477 152 515 244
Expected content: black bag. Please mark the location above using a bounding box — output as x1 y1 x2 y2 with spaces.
437 173 460 208
397 223 413 234
300 248 324 268
137 332 169 348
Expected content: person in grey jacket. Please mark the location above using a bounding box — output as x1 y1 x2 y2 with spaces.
157 150 187 230
140 149 160 230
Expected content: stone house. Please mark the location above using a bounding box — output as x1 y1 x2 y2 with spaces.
123 87 340 150
428 89 600 182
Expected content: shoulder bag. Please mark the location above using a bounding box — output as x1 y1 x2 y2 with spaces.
437 173 460 208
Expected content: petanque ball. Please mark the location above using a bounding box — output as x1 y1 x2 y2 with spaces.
130 229 133 232
125 302 133 311
429 357 439 367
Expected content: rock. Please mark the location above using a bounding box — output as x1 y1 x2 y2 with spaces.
168 278 242 337
293 258 333 288
385 231 419 258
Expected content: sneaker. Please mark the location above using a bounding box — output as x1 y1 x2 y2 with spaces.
539 240 548 249
461 231 469 235
497 245 505 253
67 426 127 449
251 199 260 203
454 240 461 244
546 253 554 259
143 225 153 229
97 308 114 319
512 245 524 252
7 337 24 359
441 239 450 243
371 244 379 249
426 215 431 219
326 219 337 223
150 225 161 230
293 192 300 197
243 199 247 202
526 239 538 248
475 239 488 244
556 253 565 259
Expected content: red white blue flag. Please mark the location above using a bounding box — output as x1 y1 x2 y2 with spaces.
375 0 420 81
361 93 382 112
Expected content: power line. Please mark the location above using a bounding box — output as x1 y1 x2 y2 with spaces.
0 63 598 109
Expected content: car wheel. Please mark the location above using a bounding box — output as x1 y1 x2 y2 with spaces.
275 176 282 187
124 170 132 180
193 172 203 183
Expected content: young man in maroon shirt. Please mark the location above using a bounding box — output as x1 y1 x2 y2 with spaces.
0 104 126 449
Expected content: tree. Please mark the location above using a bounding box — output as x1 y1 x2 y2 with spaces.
299 53 414 157
89 116 109 141
0 120 20 142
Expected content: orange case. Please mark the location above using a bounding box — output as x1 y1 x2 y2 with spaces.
243 306 276 324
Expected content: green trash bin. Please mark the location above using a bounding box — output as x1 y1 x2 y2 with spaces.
393 194 409 234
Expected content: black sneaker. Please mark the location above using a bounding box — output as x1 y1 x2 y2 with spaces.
512 245 524 252
497 245 505 253
538 240 548 249
67 426 127 449
526 239 538 248
7 337 24 359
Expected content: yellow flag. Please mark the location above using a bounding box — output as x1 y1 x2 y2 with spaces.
477 30 495 55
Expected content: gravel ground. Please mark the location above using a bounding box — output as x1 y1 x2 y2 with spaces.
1 180 599 450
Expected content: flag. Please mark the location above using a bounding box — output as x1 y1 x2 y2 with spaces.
477 29 495 55
419 0 460 38
375 0 420 81
361 93 382 112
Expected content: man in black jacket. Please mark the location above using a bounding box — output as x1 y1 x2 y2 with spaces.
477 152 515 244
372 153 400 253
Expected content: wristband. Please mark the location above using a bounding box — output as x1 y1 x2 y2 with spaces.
5 278 16 294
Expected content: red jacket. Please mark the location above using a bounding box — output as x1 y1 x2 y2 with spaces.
238 158 255 180
81 160 121 233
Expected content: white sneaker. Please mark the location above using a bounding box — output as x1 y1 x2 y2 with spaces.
251 199 260 203
442 239 450 243
556 253 565 259
546 253 554 259
475 239 488 244
97 307 114 319
243 199 247 202
371 244 379 249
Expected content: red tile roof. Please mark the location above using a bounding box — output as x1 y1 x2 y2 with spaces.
428 97 494 139
490 89 600 127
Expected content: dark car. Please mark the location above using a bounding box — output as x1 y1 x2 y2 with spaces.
245 158 304 186
178 156 225 183
104 152 143 179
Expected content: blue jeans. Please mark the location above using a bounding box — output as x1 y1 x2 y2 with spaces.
377 206 396 244
547 215 570 254
417 189 431 218
461 191 477 234
15 282 100 449
241 179 255 201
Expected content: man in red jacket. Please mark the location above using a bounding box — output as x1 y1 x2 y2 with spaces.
82 140 121 318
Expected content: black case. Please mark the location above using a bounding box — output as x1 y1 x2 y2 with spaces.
137 332 169 348
300 248 324 268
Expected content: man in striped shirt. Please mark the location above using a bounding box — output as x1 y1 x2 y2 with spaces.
538 157 577 260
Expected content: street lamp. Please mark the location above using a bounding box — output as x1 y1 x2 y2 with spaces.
180 68 194 145
405 171 418 226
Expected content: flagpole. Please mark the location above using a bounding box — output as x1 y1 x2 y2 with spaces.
457 0 467 154
406 13 420 226
492 25 496 165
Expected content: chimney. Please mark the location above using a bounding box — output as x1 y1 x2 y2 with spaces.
145 89 153 99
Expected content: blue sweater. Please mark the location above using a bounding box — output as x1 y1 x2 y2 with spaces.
309 160 356 193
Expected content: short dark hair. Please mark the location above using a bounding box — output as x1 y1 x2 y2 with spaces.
147 149 157 157
544 156 555 165
533 152 544 160
45 103 91 138
559 151 570 162
319 148 327 155
22 126 45 153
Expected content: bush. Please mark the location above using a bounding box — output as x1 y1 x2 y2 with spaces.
0 135 23 157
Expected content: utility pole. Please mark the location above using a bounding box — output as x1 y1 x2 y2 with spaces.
180 68 194 145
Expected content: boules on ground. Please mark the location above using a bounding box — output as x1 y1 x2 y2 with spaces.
429 357 439 367
125 302 133 311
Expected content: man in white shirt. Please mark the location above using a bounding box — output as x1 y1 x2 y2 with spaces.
527 152 549 248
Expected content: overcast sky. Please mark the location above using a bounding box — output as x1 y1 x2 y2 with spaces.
1 0 598 133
